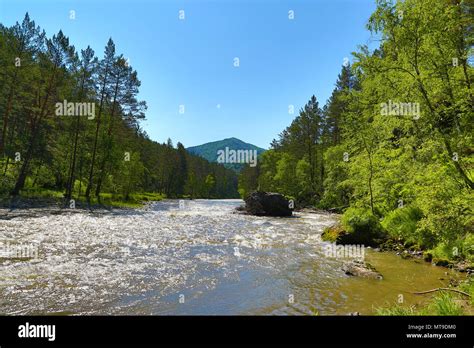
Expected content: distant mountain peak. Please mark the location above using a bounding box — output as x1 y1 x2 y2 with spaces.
186 138 266 172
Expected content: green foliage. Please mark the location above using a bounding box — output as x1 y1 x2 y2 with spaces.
426 292 465 316
377 292 465 316
321 224 346 243
460 278 474 307
376 305 418 316
340 207 386 246
274 153 298 197
428 233 474 263
461 234 474 263
257 149 281 193
382 206 423 246
318 145 351 209
237 164 258 198
429 242 459 263
0 174 15 196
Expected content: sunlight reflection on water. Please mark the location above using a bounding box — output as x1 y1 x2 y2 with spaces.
0 200 454 315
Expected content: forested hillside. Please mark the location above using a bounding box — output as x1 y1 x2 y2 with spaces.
239 0 473 261
0 14 239 204
187 137 266 172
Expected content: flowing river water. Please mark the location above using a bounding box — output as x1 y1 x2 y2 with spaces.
0 199 462 315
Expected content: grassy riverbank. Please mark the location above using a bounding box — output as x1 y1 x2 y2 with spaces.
376 279 474 316
322 206 473 270
0 189 165 210
321 208 473 316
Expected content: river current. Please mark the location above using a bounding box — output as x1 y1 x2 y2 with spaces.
0 199 457 315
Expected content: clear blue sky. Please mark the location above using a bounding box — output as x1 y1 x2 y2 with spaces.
0 0 376 149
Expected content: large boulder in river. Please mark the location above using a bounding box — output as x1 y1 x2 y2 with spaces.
244 191 293 217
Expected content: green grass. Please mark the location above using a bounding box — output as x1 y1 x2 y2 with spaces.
459 278 474 307
425 292 465 315
2 187 165 209
381 206 423 246
20 188 64 199
376 304 419 315
83 192 165 208
376 288 469 316
426 234 474 265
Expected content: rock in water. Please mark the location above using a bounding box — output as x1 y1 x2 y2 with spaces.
341 260 383 280
244 191 292 217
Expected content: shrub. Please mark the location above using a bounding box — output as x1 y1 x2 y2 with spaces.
381 206 423 246
339 207 387 247
0 175 15 196
376 292 465 316
459 278 474 307
428 234 474 263
321 223 346 243
426 292 464 316
461 233 474 262
376 305 418 316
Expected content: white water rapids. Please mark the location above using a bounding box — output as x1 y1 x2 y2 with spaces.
0 199 452 315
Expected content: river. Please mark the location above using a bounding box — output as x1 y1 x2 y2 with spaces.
0 199 461 315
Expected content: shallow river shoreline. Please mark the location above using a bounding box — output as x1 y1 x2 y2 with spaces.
0 199 466 315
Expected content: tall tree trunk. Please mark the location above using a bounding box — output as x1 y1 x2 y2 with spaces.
11 68 57 196
65 73 87 201
85 64 110 204
1 42 26 155
95 77 120 199
0 69 19 155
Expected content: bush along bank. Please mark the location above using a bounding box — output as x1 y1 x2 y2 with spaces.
322 206 474 273
322 206 474 315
